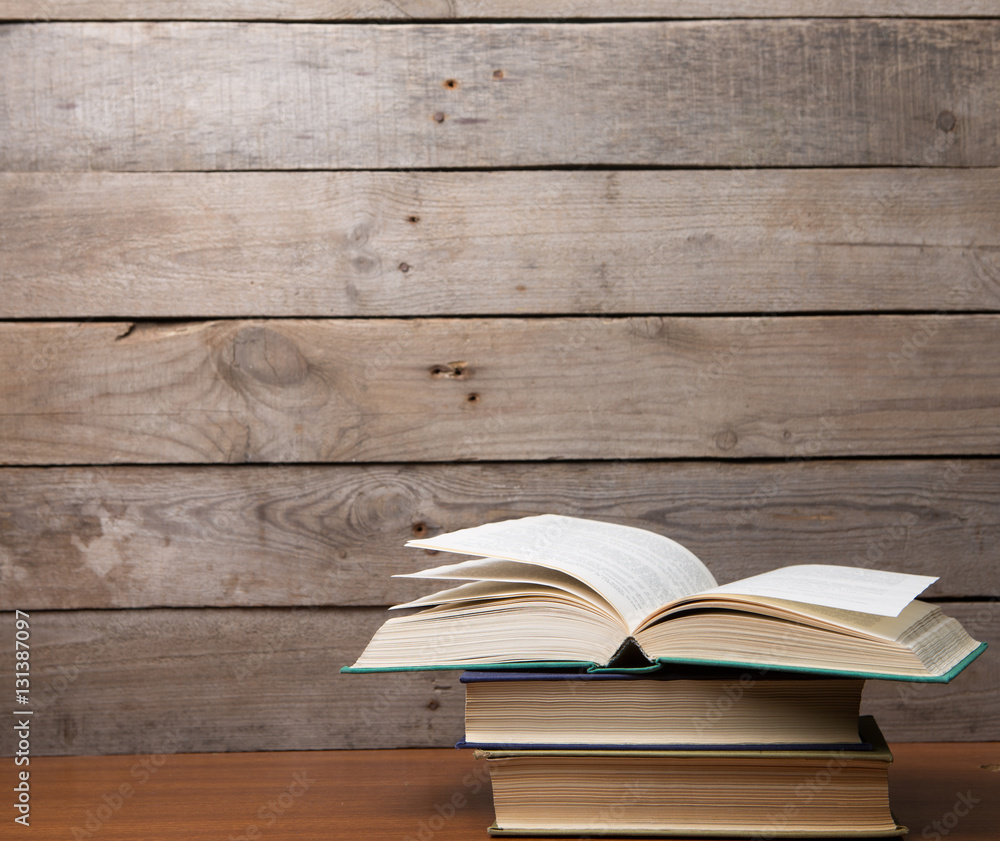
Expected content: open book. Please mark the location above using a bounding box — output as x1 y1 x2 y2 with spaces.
344 515 986 681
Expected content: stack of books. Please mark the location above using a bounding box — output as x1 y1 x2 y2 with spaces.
344 514 986 837
461 670 895 837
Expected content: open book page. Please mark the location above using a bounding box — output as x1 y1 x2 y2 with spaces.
782 598 940 640
390 579 564 610
650 594 936 641
406 515 717 633
697 564 937 617
394 558 620 620
389 580 619 623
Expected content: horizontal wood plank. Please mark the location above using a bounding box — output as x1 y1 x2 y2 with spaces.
862 601 1000 743
2 317 999 464
14 607 463 755
2 461 998 610
4 2 998 20
4 170 999 318
2 21 997 170
8 602 996 755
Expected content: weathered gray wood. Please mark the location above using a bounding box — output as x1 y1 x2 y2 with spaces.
4 170 999 318
2 317 999 464
862 601 1000 743
4 2 998 20
20 607 465 755
2 461 998 611
2 21 997 170
15 602 997 755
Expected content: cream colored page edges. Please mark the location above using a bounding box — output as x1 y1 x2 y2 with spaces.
393 561 621 620
665 596 937 641
396 558 607 603
406 514 717 633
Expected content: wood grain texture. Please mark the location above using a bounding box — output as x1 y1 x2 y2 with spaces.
23 749 496 841
13 607 464 755
2 317 999 464
863 601 1000 743
5 1 999 20
4 170 1000 318
18 744 1000 841
2 461 998 611
4 602 996 756
2 20 997 170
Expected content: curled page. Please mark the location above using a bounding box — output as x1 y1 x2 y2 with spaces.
406 514 717 633
704 565 938 617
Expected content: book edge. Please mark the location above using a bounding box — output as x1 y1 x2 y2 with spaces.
486 824 909 838
473 716 890 761
341 641 986 679
650 640 988 682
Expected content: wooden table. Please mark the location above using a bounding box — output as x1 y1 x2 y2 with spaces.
21 743 1000 839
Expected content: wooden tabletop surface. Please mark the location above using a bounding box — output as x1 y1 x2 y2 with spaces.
18 743 1000 840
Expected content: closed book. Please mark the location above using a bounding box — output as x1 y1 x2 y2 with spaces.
459 668 869 749
477 716 905 838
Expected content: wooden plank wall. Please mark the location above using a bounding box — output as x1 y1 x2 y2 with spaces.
0 4 998 756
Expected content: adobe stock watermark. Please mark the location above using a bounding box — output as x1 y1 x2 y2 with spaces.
887 250 1000 373
677 302 797 406
851 459 970 567
69 730 182 840
402 762 491 841
896 597 997 703
576 779 649 837
229 771 316 841
755 753 854 839
922 790 980 840
231 613 310 684
12 610 32 828
726 416 840 531
690 671 760 737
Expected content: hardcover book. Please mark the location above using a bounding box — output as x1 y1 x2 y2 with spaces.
344 515 985 680
478 716 905 838
459 669 868 748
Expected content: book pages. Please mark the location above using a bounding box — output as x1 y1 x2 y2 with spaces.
393 561 620 620
406 514 717 632
702 565 937 617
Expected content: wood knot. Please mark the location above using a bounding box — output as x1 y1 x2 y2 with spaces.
348 222 371 246
391 0 456 19
429 361 469 379
232 326 309 386
936 110 957 132
351 254 380 276
715 428 738 451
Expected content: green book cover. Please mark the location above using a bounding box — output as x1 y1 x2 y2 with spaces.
340 641 987 682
